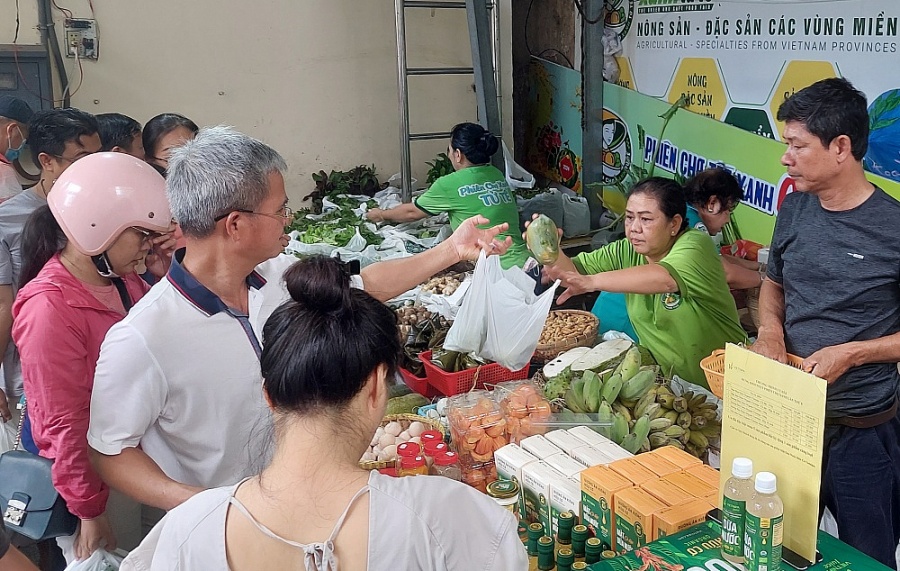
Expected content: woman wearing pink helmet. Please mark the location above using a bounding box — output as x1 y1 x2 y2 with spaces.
11 152 175 563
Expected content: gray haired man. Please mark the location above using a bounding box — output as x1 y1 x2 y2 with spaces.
88 126 511 511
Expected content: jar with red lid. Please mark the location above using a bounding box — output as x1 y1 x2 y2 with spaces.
422 440 448 468
420 430 443 446
396 441 422 460
432 451 462 481
397 455 429 477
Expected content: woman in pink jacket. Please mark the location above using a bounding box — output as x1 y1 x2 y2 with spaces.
12 152 174 563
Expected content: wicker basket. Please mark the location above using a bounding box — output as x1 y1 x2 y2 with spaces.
534 310 599 362
359 413 445 471
700 348 805 399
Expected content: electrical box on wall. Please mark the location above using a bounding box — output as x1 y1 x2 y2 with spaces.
64 18 98 59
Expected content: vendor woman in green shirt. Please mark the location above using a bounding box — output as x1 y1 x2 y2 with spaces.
543 177 747 387
366 122 530 269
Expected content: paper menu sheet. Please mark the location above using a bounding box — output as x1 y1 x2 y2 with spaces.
720 344 827 563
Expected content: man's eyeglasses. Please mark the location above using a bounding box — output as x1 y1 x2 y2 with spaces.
213 205 293 223
51 152 94 165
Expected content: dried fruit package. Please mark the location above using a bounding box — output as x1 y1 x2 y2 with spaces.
447 391 509 465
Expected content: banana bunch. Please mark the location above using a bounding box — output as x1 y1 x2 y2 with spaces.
563 346 661 454
642 385 721 458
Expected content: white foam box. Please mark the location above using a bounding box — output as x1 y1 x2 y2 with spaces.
522 461 567 535
568 425 613 448
545 429 592 455
544 452 587 479
569 445 616 468
493 443 538 521
520 434 563 459
596 441 634 461
550 476 583 537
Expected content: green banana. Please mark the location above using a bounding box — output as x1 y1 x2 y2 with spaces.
600 372 624 403
619 398 639 408
565 386 586 413
691 415 708 430
666 439 686 450
700 424 721 438
657 385 675 399
583 370 601 413
611 402 633 424
631 415 652 444
663 425 685 438
663 410 679 423
640 438 652 453
689 431 710 449
614 346 642 382
677 412 693 430
672 396 689 413
700 409 719 422
648 418 673 431
681 428 692 445
634 390 657 418
648 432 669 448
689 393 708 408
644 403 663 420
656 393 676 409
596 400 614 439
682 390 695 404
611 412 629 445
620 432 642 454
619 369 656 401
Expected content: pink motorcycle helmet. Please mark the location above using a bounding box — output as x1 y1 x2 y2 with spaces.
48 152 172 256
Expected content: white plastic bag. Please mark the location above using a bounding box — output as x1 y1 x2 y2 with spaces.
561 194 591 238
0 420 15 454
444 251 559 370
64 549 122 571
502 140 535 190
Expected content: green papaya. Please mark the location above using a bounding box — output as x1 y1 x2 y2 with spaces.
525 214 560 265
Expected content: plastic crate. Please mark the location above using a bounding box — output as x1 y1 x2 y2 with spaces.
419 350 530 397
399 366 438 399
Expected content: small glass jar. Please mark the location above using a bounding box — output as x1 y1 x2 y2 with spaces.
397 455 429 477
432 451 462 481
396 441 422 460
423 440 448 469
485 480 519 514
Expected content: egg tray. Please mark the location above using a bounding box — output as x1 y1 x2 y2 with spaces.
359 413 445 471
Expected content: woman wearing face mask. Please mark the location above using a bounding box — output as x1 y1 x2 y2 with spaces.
683 168 764 290
12 152 174 563
122 256 528 571
366 122 530 270
0 96 34 202
541 177 747 388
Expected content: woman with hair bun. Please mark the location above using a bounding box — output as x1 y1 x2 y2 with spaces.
122 256 528 571
367 122 530 269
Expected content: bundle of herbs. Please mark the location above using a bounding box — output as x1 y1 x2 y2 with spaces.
304 165 387 214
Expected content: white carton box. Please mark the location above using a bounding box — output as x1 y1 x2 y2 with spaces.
550 477 583 537
544 452 587 479
545 429 592 455
493 444 538 520
569 445 616 468
568 426 613 448
522 461 566 535
596 441 634 461
520 434 563 459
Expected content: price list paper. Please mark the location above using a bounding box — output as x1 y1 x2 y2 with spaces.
720 344 826 563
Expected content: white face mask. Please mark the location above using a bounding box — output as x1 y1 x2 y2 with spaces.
0 162 22 201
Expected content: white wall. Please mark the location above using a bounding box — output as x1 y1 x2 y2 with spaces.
0 0 513 203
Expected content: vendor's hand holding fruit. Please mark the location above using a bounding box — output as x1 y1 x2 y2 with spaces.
446 214 512 261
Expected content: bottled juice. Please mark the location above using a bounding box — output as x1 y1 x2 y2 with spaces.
745 472 784 571
721 457 754 564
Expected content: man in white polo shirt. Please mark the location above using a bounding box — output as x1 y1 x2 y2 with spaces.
88 126 511 512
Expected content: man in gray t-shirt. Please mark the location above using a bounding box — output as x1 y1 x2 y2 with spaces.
753 78 900 569
0 109 100 422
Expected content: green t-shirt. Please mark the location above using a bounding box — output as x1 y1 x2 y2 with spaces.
415 165 530 269
572 230 747 387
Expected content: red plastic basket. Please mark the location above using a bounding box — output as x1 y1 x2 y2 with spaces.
399 366 438 399
419 350 530 397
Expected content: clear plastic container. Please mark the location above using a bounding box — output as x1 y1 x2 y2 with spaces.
494 380 552 444
432 451 462 481
397 455 429 477
447 391 509 465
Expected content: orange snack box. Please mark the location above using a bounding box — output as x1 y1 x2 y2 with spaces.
641 478 696 507
650 445 703 470
654 498 714 538
633 452 681 477
686 463 721 489
613 487 667 552
581 465 633 552
609 458 657 485
662 471 716 498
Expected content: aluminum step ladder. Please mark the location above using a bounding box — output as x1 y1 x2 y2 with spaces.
394 0 502 201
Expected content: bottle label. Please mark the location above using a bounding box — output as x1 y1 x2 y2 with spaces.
721 496 746 558
745 512 783 571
